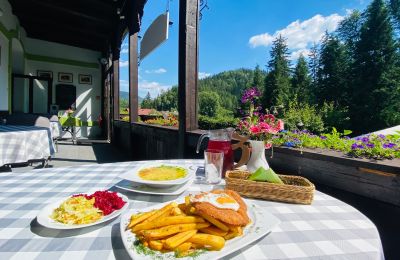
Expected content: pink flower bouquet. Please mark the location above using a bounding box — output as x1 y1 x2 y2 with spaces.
236 87 284 148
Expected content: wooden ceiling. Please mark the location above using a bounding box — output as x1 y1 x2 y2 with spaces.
9 0 146 52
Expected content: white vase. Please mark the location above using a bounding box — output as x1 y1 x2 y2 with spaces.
246 140 270 172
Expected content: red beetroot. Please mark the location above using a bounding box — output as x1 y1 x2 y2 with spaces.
73 191 126 215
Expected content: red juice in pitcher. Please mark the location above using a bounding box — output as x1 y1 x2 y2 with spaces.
207 140 233 177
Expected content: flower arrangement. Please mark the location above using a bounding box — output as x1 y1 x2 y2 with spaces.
236 87 284 148
273 129 400 159
145 113 178 127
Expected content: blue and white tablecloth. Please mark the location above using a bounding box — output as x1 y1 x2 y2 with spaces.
0 125 55 166
0 160 384 259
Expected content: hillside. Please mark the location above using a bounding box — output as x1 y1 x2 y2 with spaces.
199 68 262 112
145 68 265 112
120 91 143 103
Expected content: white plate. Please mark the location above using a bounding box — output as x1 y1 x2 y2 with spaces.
115 179 194 196
37 193 129 230
120 199 280 260
120 163 194 188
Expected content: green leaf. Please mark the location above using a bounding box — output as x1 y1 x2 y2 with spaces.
248 167 284 184
343 129 352 135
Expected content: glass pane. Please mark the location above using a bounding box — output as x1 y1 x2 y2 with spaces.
33 79 49 114
12 77 29 113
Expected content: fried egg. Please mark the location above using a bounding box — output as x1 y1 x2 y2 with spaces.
190 192 240 211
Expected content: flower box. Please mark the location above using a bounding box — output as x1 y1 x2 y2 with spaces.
266 146 400 206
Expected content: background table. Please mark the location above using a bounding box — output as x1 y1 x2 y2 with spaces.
50 122 62 139
0 160 384 259
0 125 55 166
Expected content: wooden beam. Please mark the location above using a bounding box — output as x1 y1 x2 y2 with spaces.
28 0 113 26
178 0 199 157
129 33 139 123
112 59 120 121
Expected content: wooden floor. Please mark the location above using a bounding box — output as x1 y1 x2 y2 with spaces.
4 140 131 172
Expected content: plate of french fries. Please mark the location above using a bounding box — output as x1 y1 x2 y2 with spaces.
120 190 280 259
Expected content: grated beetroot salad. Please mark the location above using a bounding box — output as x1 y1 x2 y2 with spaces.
73 191 126 215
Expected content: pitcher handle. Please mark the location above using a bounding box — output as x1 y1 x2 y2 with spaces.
196 133 209 153
231 132 250 168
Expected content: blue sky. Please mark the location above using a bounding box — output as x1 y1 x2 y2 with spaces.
119 0 372 98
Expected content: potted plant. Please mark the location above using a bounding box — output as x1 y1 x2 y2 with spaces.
236 87 284 172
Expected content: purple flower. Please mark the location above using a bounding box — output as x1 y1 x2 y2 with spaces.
284 141 296 147
361 137 370 143
351 143 365 150
320 136 327 140
366 143 375 148
378 134 386 139
383 143 396 149
241 87 261 103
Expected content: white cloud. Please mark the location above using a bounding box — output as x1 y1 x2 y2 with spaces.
120 48 129 54
139 80 171 97
290 48 311 61
119 60 129 67
198 72 211 79
145 68 167 74
249 14 344 49
121 42 128 48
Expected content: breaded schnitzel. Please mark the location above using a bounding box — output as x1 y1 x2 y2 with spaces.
191 189 250 226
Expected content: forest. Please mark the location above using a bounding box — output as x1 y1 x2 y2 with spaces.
140 0 400 135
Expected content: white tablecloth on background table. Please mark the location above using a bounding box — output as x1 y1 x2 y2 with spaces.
50 121 62 139
0 125 55 166
0 160 384 259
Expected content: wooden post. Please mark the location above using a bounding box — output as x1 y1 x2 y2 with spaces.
112 59 120 121
178 0 199 158
128 31 139 123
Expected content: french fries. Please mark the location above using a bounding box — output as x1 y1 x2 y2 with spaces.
199 226 228 236
199 212 230 232
133 216 205 232
165 230 197 249
187 233 225 251
127 193 249 257
142 223 210 240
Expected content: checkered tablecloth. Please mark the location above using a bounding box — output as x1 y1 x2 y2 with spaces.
0 160 384 260
0 125 55 166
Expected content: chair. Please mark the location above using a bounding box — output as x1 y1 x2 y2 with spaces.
6 113 50 128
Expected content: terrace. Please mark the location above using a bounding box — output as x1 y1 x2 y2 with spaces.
0 0 399 259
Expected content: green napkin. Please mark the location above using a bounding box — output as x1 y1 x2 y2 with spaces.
249 167 284 184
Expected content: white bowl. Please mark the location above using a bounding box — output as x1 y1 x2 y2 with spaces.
119 163 194 188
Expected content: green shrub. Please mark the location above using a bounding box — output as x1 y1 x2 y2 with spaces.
319 102 350 132
282 100 325 134
199 91 221 117
198 115 238 130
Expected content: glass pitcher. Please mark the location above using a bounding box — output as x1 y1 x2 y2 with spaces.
196 128 235 177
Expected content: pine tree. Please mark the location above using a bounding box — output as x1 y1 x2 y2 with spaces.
141 92 153 109
351 0 399 134
337 10 362 55
308 43 320 103
291 55 312 104
263 35 291 108
389 0 400 31
252 65 265 89
316 33 350 107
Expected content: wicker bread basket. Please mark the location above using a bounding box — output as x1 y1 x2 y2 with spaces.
225 170 315 204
